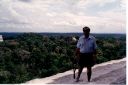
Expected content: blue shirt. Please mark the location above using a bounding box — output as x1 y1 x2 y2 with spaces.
77 35 97 53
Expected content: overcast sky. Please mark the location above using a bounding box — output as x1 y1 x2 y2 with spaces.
0 0 126 33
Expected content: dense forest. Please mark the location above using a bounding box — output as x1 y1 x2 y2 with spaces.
0 33 126 83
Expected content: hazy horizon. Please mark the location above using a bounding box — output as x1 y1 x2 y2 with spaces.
0 32 126 35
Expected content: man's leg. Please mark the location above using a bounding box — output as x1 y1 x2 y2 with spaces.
87 66 92 82
76 66 84 82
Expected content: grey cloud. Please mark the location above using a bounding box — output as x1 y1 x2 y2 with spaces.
0 0 30 25
0 0 126 33
19 0 32 3
0 20 28 24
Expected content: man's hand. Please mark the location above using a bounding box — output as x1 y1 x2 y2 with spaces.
75 48 80 61
75 48 80 57
75 48 80 56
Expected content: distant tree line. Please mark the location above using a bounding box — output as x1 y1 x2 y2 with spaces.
0 33 126 83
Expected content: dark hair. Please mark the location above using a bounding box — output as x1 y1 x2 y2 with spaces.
83 26 90 32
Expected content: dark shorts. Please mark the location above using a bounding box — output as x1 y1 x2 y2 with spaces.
78 53 95 67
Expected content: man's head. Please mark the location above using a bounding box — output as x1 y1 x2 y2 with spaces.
83 26 90 38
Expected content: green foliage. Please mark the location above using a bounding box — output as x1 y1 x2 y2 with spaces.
0 33 126 83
